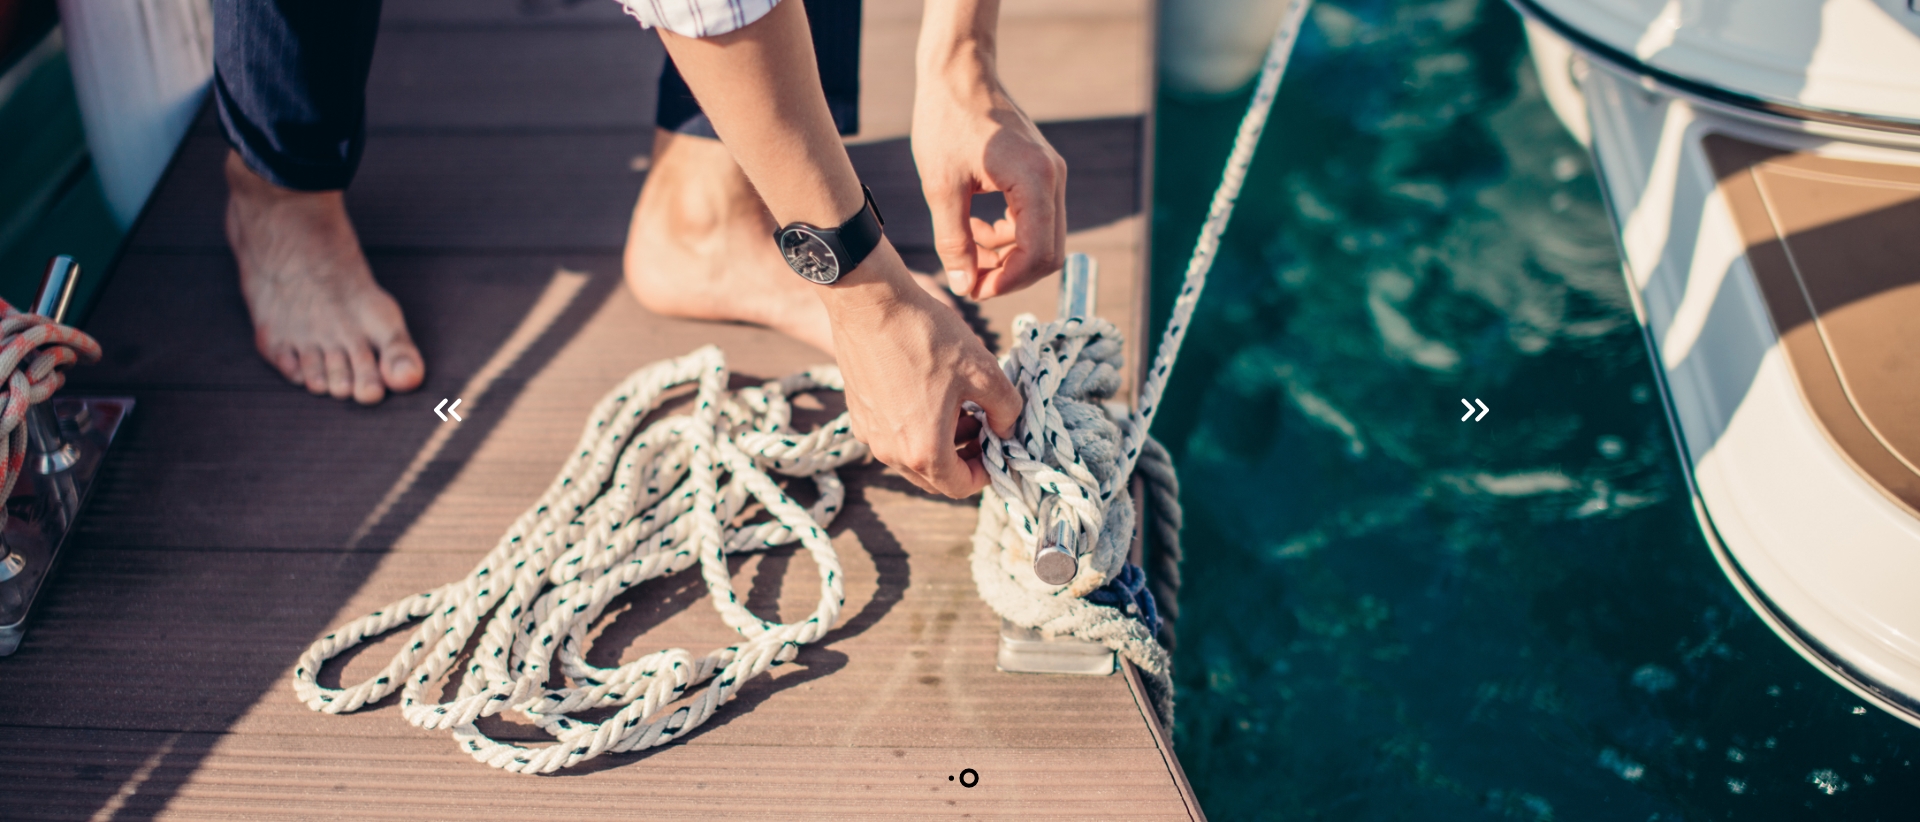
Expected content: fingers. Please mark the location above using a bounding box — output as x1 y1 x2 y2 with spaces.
923 437 986 498
975 152 1067 300
971 364 1024 440
861 429 988 498
924 178 980 297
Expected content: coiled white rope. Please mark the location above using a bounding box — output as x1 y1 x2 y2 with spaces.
969 0 1313 722
293 346 864 773
294 0 1309 765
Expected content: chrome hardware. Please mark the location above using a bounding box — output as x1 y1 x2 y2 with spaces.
0 255 136 655
1028 252 1099 587
998 252 1116 675
1033 518 1079 586
27 257 82 474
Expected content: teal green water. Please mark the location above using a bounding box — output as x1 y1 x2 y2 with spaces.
1148 1 1920 819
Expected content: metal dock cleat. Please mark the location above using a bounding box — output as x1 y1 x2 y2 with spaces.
996 252 1121 676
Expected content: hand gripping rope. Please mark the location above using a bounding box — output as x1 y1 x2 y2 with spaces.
293 0 1310 769
971 0 1313 723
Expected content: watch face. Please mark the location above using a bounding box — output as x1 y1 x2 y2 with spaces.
779 228 841 284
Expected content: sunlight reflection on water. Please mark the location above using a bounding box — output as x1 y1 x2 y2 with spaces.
1148 0 1920 819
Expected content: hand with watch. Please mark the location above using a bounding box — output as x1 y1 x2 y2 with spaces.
773 181 1022 498
655 0 1033 498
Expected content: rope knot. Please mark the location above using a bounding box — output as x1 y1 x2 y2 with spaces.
972 313 1174 722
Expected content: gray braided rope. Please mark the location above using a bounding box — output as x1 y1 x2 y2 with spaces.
971 0 1310 725
293 346 864 774
1136 436 1182 649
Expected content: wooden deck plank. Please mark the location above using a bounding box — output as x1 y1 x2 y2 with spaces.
129 130 651 253
366 26 664 130
1 0 1194 818
0 732 1185 821
128 120 1138 260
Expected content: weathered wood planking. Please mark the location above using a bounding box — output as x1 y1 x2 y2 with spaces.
0 0 1195 818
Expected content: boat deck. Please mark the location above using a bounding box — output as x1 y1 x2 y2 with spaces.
0 0 1198 818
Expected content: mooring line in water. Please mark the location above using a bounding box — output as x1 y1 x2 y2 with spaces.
1133 0 1314 454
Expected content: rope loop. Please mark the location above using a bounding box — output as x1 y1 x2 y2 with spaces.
293 345 864 773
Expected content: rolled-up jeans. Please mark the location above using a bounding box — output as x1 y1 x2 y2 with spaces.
213 0 862 192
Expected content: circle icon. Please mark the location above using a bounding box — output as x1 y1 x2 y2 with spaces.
959 768 979 788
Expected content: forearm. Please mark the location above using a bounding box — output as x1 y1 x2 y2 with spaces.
916 0 1000 83
656 1 862 241
657 0 910 310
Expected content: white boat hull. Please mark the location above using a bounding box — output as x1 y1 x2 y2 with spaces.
1521 16 1920 727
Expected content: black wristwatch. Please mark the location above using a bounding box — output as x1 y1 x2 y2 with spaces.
775 185 886 285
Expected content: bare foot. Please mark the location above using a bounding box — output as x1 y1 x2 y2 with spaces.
224 151 424 405
624 129 955 357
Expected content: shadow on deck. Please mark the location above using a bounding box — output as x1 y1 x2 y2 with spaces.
0 1 1193 818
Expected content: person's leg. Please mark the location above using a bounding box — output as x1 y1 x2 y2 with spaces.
215 0 423 405
625 0 950 355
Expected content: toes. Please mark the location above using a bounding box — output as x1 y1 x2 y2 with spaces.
298 346 330 395
378 334 425 394
323 348 354 400
271 346 304 385
348 342 385 405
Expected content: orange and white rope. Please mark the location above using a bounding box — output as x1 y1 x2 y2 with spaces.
0 301 102 501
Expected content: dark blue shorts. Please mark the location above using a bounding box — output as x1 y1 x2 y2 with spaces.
213 0 861 191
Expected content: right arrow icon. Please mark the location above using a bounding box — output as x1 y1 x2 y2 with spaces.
1459 398 1489 422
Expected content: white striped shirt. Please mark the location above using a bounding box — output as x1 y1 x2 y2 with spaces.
617 0 783 39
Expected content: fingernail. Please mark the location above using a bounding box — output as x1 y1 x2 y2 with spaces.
947 270 973 296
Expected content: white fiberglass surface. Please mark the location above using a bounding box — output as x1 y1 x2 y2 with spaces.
1584 64 1920 710
1532 0 1920 121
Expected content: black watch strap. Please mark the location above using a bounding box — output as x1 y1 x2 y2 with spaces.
837 185 886 271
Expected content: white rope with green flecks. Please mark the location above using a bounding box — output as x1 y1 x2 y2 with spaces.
970 0 1313 724
293 0 1310 766
292 346 864 774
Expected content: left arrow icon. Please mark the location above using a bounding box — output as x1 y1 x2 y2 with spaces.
435 398 462 422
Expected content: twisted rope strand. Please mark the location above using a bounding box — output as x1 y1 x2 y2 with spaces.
295 0 1308 760
293 346 863 773
971 2 1311 724
1128 0 1313 475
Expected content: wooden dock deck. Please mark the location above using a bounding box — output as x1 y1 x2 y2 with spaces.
0 0 1196 818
